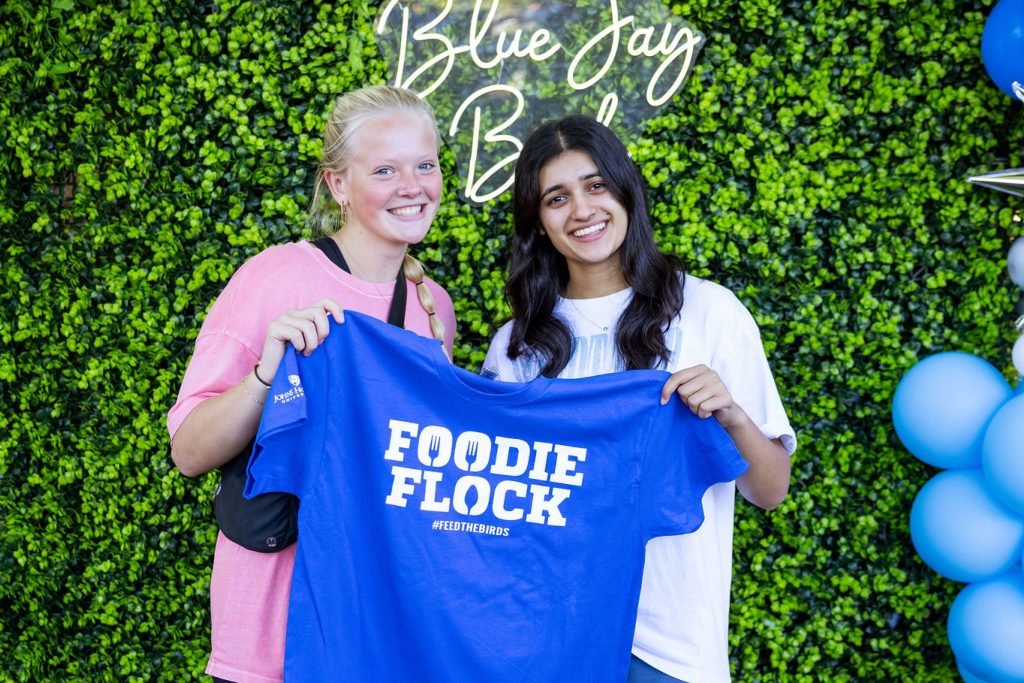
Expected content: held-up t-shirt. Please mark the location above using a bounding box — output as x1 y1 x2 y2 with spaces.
245 311 748 683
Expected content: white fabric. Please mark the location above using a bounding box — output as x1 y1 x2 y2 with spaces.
482 274 796 683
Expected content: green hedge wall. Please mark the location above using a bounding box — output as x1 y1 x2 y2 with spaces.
1 0 1021 680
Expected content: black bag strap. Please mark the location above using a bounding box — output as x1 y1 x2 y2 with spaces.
311 236 407 328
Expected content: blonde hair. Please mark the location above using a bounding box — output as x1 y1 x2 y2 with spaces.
308 85 447 352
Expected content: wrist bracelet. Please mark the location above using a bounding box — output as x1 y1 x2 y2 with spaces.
253 363 272 388
241 377 266 406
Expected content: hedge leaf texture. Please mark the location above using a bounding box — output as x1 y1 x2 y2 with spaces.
1 0 1021 680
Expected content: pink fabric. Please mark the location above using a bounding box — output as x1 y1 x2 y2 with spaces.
167 241 456 682
206 533 295 683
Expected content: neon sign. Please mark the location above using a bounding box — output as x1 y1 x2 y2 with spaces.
376 0 705 203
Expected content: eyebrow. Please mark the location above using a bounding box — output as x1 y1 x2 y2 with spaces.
540 171 602 199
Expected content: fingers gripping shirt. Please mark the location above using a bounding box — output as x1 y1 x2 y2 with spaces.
245 312 748 683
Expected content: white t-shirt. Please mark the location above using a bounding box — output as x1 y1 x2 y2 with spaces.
481 274 797 683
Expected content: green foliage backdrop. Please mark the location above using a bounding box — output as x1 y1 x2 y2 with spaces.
1 0 1021 680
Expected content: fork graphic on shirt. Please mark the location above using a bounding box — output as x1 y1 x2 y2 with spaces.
464 441 479 468
427 435 442 465
423 434 478 469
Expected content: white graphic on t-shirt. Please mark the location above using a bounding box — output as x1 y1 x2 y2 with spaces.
382 419 586 527
272 385 305 405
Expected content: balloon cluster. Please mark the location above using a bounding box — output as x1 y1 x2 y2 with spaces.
982 0 1024 103
893 251 1024 682
924 4 1024 678
894 352 1024 683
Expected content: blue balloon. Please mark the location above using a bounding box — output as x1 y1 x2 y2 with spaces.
893 352 1013 469
910 469 1024 582
982 0 1024 101
949 571 1024 683
1009 239 1024 290
983 394 1024 516
959 659 996 683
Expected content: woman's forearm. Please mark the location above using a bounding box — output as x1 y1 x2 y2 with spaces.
723 412 791 510
170 370 269 477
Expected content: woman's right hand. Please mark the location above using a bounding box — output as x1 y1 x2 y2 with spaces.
257 298 345 381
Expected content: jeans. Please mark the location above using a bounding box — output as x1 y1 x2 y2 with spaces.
627 654 688 683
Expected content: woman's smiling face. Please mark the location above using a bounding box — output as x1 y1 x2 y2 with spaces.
331 111 442 254
537 149 629 284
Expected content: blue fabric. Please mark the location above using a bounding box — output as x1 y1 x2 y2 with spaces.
246 311 747 683
627 655 687 683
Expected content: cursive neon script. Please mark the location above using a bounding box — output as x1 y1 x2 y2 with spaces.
376 0 704 203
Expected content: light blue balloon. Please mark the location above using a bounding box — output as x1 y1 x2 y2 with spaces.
949 571 1024 683
983 395 1024 516
1014 335 1024 378
893 352 1013 469
1009 239 1024 290
910 469 1024 582
982 0 1024 101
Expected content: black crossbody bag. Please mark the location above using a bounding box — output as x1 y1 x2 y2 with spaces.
213 238 407 552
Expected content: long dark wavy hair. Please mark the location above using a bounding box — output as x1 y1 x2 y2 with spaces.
504 115 685 377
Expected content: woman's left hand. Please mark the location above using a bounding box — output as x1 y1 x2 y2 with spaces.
660 364 742 427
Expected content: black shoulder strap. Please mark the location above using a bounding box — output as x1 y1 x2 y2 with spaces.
387 264 409 329
310 237 407 329
311 235 349 272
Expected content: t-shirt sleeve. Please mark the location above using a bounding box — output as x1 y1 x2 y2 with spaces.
638 400 749 540
167 332 259 439
245 345 324 499
166 247 295 439
712 294 797 456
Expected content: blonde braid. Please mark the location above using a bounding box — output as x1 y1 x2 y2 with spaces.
402 254 449 359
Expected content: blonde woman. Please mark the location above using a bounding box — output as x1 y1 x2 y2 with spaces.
168 85 456 683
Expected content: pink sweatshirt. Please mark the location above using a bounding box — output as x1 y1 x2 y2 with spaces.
168 241 456 683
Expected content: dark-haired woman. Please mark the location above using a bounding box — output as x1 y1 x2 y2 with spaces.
482 115 796 683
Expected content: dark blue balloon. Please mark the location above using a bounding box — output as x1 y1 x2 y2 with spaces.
982 0 1024 101
958 659 995 683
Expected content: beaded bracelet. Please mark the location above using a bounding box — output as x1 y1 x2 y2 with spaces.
240 377 266 406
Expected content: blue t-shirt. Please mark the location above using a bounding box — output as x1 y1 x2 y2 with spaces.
246 311 747 682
